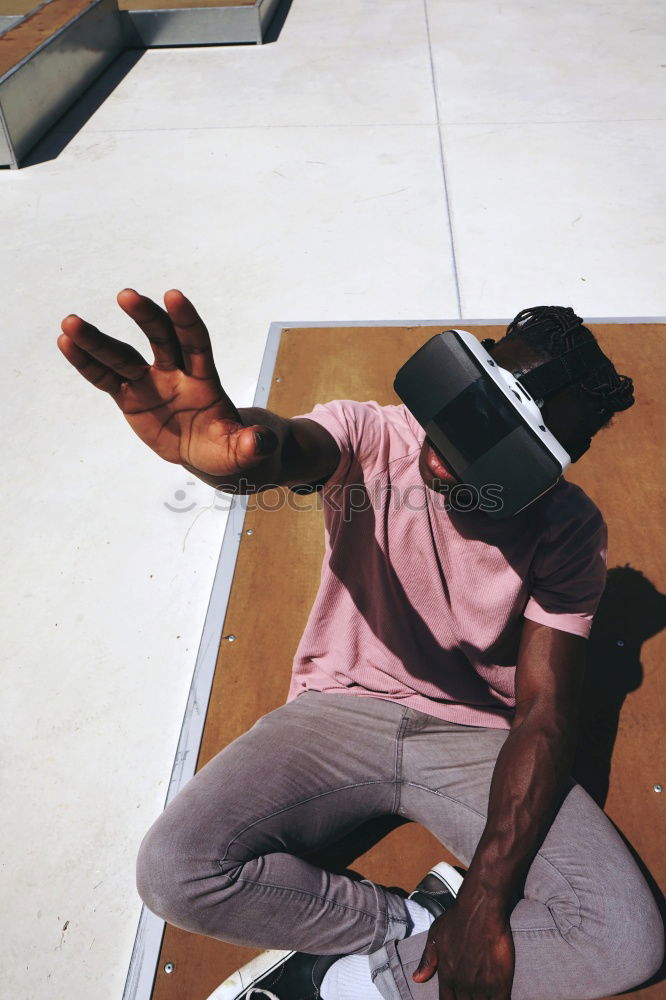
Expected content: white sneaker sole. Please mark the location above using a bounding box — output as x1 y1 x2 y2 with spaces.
422 861 465 896
207 949 295 1000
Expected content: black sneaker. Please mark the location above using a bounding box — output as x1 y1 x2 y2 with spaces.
208 862 465 999
208 949 341 999
408 860 465 918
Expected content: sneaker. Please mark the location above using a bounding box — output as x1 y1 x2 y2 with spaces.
207 862 466 999
207 949 341 999
408 860 465 918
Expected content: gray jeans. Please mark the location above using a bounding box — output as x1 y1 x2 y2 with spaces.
136 691 663 999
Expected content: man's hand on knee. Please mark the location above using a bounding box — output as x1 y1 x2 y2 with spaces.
412 904 515 1000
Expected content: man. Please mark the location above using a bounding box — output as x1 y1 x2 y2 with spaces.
57 291 663 1000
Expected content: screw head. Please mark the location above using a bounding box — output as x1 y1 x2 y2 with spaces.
616 639 625 647
164 962 175 974
274 376 281 382
246 528 254 535
226 634 236 642
654 784 663 793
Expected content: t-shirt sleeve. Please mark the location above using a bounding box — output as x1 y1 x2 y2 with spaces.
288 399 386 491
523 502 608 639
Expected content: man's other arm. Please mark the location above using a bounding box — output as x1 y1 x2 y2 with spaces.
414 620 587 1000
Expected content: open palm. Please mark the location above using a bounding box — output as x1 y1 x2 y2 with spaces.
57 289 270 482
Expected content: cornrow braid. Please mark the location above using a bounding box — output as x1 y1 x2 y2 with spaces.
504 306 635 425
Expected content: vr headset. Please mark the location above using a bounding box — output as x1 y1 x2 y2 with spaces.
394 330 573 519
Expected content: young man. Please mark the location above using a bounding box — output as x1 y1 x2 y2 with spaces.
58 291 663 1000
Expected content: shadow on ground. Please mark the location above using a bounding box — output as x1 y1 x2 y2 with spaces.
573 563 666 807
21 49 146 168
19 0 293 168
574 564 666 992
263 0 294 44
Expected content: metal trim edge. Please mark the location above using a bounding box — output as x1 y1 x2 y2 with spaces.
122 322 283 1000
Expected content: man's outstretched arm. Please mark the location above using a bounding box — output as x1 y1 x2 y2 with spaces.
57 289 340 495
413 619 587 1000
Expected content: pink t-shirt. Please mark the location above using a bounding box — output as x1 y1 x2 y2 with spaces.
286 399 608 729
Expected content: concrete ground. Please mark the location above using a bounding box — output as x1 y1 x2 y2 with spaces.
0 1 664 997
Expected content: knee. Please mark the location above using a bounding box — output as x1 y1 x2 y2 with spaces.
587 880 664 995
135 816 186 924
135 813 246 933
616 892 665 991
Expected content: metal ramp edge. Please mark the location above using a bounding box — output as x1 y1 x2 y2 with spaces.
0 0 280 168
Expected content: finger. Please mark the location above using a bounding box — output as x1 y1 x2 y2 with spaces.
59 315 149 384
116 288 185 372
57 331 123 397
163 289 222 383
412 938 438 983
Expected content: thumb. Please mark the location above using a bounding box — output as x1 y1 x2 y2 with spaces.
248 425 278 458
412 937 438 983
235 425 278 468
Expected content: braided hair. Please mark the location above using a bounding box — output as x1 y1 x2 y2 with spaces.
484 306 634 460
506 306 633 416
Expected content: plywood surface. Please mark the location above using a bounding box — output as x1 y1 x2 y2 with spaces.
151 323 665 1000
0 0 38 17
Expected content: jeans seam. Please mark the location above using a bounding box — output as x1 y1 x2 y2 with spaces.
233 874 395 921
392 709 410 814
536 860 582 936
370 960 391 982
511 926 564 935
402 780 489 821
217 779 395 869
380 940 420 1000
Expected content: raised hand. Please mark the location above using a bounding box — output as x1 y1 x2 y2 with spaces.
57 289 277 485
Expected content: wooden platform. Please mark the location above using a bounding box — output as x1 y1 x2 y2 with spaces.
130 322 665 1000
0 0 37 34
0 0 39 16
